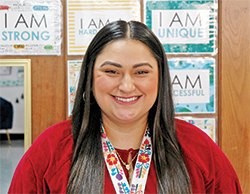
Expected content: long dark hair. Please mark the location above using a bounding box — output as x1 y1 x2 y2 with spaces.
67 20 192 194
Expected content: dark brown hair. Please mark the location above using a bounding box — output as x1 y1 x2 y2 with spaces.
67 20 191 194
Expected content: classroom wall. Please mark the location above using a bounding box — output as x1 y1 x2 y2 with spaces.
0 0 249 192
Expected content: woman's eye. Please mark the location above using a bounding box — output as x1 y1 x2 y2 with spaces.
105 70 118 74
136 70 148 75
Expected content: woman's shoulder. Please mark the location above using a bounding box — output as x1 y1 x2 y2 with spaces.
174 118 239 185
25 119 73 159
175 118 212 146
28 120 73 158
175 118 222 161
25 120 73 177
37 119 73 142
8 120 73 193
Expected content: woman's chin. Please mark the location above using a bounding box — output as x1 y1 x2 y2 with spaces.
115 113 137 122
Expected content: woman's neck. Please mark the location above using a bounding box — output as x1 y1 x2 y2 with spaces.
102 117 147 150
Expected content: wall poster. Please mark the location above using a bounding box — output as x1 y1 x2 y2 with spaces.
67 60 82 116
169 57 215 113
177 117 216 142
144 0 217 54
67 0 140 55
0 0 62 55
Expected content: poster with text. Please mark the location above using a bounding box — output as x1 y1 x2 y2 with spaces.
67 60 82 116
177 117 216 142
0 0 62 55
67 0 140 55
169 58 215 113
144 0 217 54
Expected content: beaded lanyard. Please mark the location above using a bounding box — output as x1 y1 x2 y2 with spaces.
101 124 152 194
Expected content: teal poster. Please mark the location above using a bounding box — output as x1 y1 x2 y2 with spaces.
144 0 217 54
169 58 215 113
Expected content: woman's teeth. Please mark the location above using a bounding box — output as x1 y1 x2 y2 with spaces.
115 97 138 102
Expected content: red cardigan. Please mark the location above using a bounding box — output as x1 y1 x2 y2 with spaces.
8 119 242 194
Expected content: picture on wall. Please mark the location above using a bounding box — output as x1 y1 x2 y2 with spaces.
67 0 141 55
0 0 62 55
144 0 217 54
169 57 216 113
67 60 82 116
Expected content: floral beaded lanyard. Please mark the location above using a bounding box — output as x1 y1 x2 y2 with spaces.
101 124 152 194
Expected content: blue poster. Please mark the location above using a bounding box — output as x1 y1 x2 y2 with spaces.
169 58 215 113
144 0 217 54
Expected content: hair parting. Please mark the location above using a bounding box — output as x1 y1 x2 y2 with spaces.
126 22 131 38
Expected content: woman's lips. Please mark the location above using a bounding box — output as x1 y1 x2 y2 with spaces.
111 95 141 104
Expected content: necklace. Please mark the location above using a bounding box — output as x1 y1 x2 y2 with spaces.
115 150 138 171
101 123 152 194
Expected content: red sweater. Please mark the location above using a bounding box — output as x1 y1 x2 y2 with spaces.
8 119 242 194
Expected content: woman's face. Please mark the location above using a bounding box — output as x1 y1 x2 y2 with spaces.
93 39 159 125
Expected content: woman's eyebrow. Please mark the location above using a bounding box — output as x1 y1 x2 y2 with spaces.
100 61 122 68
133 63 153 69
100 61 153 69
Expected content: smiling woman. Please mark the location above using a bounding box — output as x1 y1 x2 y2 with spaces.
8 21 242 194
93 39 158 127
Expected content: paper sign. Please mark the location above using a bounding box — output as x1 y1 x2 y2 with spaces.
169 58 215 113
144 0 217 54
171 70 210 103
67 0 140 55
67 60 82 116
0 0 62 55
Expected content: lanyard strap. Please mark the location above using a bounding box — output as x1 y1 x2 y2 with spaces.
101 125 152 194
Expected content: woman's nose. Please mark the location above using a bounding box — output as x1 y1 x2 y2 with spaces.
118 74 135 93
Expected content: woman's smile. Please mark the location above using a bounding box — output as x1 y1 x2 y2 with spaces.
93 39 159 124
112 95 141 104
